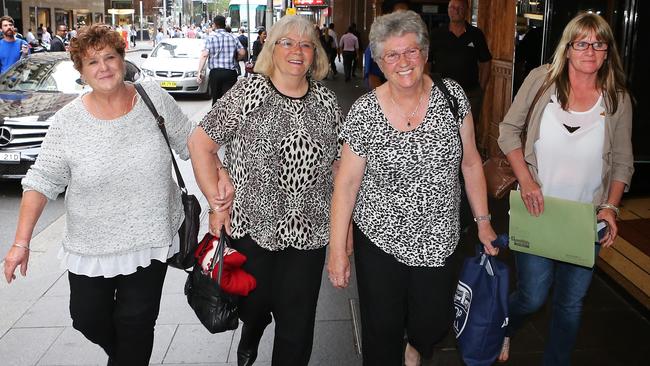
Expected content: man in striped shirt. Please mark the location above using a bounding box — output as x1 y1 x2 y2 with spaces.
197 15 246 105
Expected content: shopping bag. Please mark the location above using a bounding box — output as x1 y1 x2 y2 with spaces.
453 235 509 366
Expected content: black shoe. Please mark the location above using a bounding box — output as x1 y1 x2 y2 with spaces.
237 322 268 366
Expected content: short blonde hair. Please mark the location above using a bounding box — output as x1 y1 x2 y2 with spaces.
254 15 329 80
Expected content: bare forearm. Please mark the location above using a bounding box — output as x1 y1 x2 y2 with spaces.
15 191 48 244
462 155 489 218
479 61 491 90
605 181 626 206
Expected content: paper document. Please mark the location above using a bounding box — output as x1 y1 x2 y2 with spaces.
508 191 597 267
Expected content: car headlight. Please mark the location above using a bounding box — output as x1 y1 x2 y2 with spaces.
141 68 154 76
185 71 198 78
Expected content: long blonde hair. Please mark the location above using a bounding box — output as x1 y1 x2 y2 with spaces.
544 12 627 113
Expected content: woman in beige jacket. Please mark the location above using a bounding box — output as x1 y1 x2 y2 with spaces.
497 13 633 365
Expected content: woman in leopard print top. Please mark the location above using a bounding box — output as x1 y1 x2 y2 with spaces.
188 15 343 366
328 11 498 366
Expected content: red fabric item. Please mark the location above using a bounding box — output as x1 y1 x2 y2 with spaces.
194 233 257 296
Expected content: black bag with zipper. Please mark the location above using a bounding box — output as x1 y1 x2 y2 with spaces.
135 83 201 270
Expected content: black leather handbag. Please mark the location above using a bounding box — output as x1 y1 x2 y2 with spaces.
185 226 239 333
135 84 201 270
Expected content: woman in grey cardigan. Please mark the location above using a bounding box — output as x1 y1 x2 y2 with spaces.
2 24 193 365
497 13 633 365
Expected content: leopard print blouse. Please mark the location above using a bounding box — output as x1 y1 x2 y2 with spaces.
340 78 470 267
199 74 343 251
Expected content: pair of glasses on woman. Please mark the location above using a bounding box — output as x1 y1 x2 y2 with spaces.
381 48 423 64
275 38 316 51
568 41 609 51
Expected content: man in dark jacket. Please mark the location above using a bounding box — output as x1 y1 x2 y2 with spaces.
49 25 67 52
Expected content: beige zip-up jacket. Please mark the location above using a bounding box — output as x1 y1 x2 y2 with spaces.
497 65 634 205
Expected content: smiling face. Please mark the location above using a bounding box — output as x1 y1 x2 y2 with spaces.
448 0 467 23
378 33 427 91
567 30 607 77
271 31 315 80
79 46 126 94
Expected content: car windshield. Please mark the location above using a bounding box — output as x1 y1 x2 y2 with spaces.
151 41 202 58
0 58 85 93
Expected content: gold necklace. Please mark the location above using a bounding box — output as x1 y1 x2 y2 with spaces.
390 88 426 127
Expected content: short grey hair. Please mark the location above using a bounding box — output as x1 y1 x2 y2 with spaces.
369 10 429 62
254 15 329 80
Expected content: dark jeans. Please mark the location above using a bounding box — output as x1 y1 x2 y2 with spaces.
507 249 599 366
209 68 238 105
353 224 458 365
231 235 326 366
329 51 338 74
68 260 168 365
342 51 356 81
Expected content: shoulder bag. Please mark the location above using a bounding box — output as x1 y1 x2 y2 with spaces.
134 83 201 270
483 80 548 199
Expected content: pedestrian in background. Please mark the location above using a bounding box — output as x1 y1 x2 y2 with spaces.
329 10 498 366
2 24 193 365
189 15 342 366
339 25 359 82
497 13 633 365
0 16 29 74
197 15 246 105
49 24 67 52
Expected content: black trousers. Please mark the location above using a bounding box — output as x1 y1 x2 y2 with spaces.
353 224 458 365
342 51 356 81
209 68 238 105
68 260 168 365
329 51 338 74
231 235 326 366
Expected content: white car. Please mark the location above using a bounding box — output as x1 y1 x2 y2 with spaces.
141 38 210 97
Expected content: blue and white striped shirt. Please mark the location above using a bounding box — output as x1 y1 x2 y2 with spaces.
204 29 244 70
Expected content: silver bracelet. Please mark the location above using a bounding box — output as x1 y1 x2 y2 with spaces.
12 243 30 251
473 214 492 223
597 203 620 219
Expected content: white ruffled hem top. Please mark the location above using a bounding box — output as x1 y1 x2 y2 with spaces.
58 234 180 278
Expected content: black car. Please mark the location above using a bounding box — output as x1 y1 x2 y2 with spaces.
0 52 144 179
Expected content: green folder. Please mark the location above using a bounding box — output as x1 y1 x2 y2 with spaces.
508 191 597 267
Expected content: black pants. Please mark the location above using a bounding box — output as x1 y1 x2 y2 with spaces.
342 51 356 81
329 51 338 74
209 68 238 105
353 224 458 365
231 235 326 366
68 260 168 365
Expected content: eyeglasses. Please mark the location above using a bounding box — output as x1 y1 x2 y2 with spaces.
568 41 608 51
275 38 315 51
381 48 422 64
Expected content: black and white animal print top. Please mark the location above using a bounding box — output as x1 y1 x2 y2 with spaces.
340 78 470 267
199 74 342 251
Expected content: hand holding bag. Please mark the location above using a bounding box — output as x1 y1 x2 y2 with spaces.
185 226 240 333
453 235 510 366
135 84 201 270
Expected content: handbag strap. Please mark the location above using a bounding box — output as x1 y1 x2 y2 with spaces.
134 83 189 194
207 226 230 286
432 75 459 121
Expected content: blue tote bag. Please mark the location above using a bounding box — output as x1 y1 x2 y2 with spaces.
453 236 509 366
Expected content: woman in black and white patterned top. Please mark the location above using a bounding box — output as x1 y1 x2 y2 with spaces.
188 15 343 366
328 11 498 366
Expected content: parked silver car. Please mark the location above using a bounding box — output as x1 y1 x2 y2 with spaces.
141 38 210 97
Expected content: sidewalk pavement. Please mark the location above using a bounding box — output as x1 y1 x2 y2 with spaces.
0 202 363 366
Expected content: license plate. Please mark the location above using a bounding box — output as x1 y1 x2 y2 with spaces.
160 81 177 88
0 151 20 164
